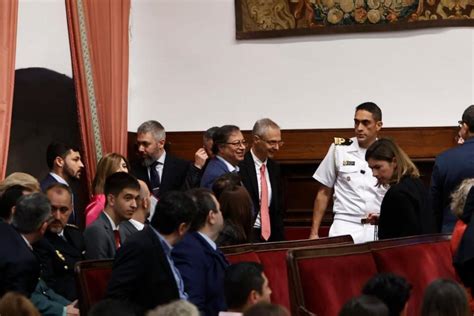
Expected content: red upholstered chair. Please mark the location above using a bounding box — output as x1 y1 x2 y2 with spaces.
369 234 455 316
254 235 354 310
287 243 376 316
75 259 114 315
221 244 262 264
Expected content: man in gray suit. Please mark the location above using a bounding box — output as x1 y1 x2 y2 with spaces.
84 172 140 259
120 179 151 240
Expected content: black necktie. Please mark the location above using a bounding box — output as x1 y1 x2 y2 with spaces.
150 161 161 198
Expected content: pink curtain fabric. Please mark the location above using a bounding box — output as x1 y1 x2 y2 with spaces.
65 0 130 190
0 0 19 180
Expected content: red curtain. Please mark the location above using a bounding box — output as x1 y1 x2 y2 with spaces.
65 0 130 190
0 0 19 180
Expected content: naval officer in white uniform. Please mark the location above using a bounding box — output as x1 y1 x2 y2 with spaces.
309 102 387 243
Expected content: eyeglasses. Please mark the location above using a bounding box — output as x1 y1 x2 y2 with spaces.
225 140 247 147
263 139 284 147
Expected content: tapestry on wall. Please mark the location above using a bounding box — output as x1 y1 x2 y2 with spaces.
235 0 474 38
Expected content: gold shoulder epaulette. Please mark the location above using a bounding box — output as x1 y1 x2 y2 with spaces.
66 224 79 229
334 137 353 146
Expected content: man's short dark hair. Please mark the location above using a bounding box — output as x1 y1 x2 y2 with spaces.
462 105 474 133
46 141 80 170
187 188 218 231
0 185 30 221
103 172 140 198
362 273 411 316
212 125 241 155
204 126 219 141
224 262 265 310
211 172 241 200
356 102 382 122
12 192 51 234
339 295 389 316
150 191 197 235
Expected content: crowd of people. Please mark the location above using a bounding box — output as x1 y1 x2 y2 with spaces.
1 101 474 315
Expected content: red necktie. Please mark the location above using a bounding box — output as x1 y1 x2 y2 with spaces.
114 229 121 249
260 164 271 241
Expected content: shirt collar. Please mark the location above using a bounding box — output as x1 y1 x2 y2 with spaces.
49 172 69 186
129 219 145 231
20 234 33 250
216 155 239 172
103 211 119 230
250 148 267 167
151 226 173 255
197 231 217 251
156 150 166 165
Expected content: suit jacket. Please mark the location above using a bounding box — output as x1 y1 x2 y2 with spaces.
239 152 285 241
83 212 116 259
33 225 85 301
430 138 474 233
172 231 229 316
107 226 179 315
200 157 232 189
119 220 139 242
0 222 40 297
378 176 436 240
40 174 58 192
131 154 201 199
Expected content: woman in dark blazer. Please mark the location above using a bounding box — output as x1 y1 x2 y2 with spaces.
365 138 436 239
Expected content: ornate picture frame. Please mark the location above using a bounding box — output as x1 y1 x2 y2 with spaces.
235 0 474 39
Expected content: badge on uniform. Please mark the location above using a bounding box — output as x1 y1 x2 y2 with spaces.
55 250 66 262
334 137 353 146
343 160 355 166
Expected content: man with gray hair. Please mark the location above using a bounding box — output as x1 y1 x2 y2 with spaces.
239 118 285 242
132 120 208 199
0 193 52 296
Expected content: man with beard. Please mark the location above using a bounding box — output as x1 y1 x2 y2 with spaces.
40 142 84 225
239 118 285 242
84 172 140 259
200 125 247 189
33 183 85 301
132 120 208 199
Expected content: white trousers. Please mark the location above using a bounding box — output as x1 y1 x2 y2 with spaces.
329 218 376 244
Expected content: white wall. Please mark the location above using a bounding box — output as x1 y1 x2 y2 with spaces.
15 0 474 132
16 0 71 77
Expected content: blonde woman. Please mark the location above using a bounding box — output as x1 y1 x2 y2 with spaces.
85 153 130 226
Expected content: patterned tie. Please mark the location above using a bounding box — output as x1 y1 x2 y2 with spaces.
149 161 161 198
260 164 271 241
113 229 121 249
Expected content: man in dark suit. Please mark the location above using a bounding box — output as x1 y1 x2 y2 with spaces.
107 191 197 314
201 125 246 189
132 120 207 199
84 172 140 259
39 142 84 226
430 105 474 233
33 183 85 301
172 189 229 316
0 193 52 297
239 119 285 242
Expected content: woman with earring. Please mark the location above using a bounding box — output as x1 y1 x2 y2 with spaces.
365 138 436 239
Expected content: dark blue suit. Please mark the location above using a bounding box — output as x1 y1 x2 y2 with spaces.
40 174 58 192
200 157 232 189
0 222 40 297
430 137 474 233
172 232 229 316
